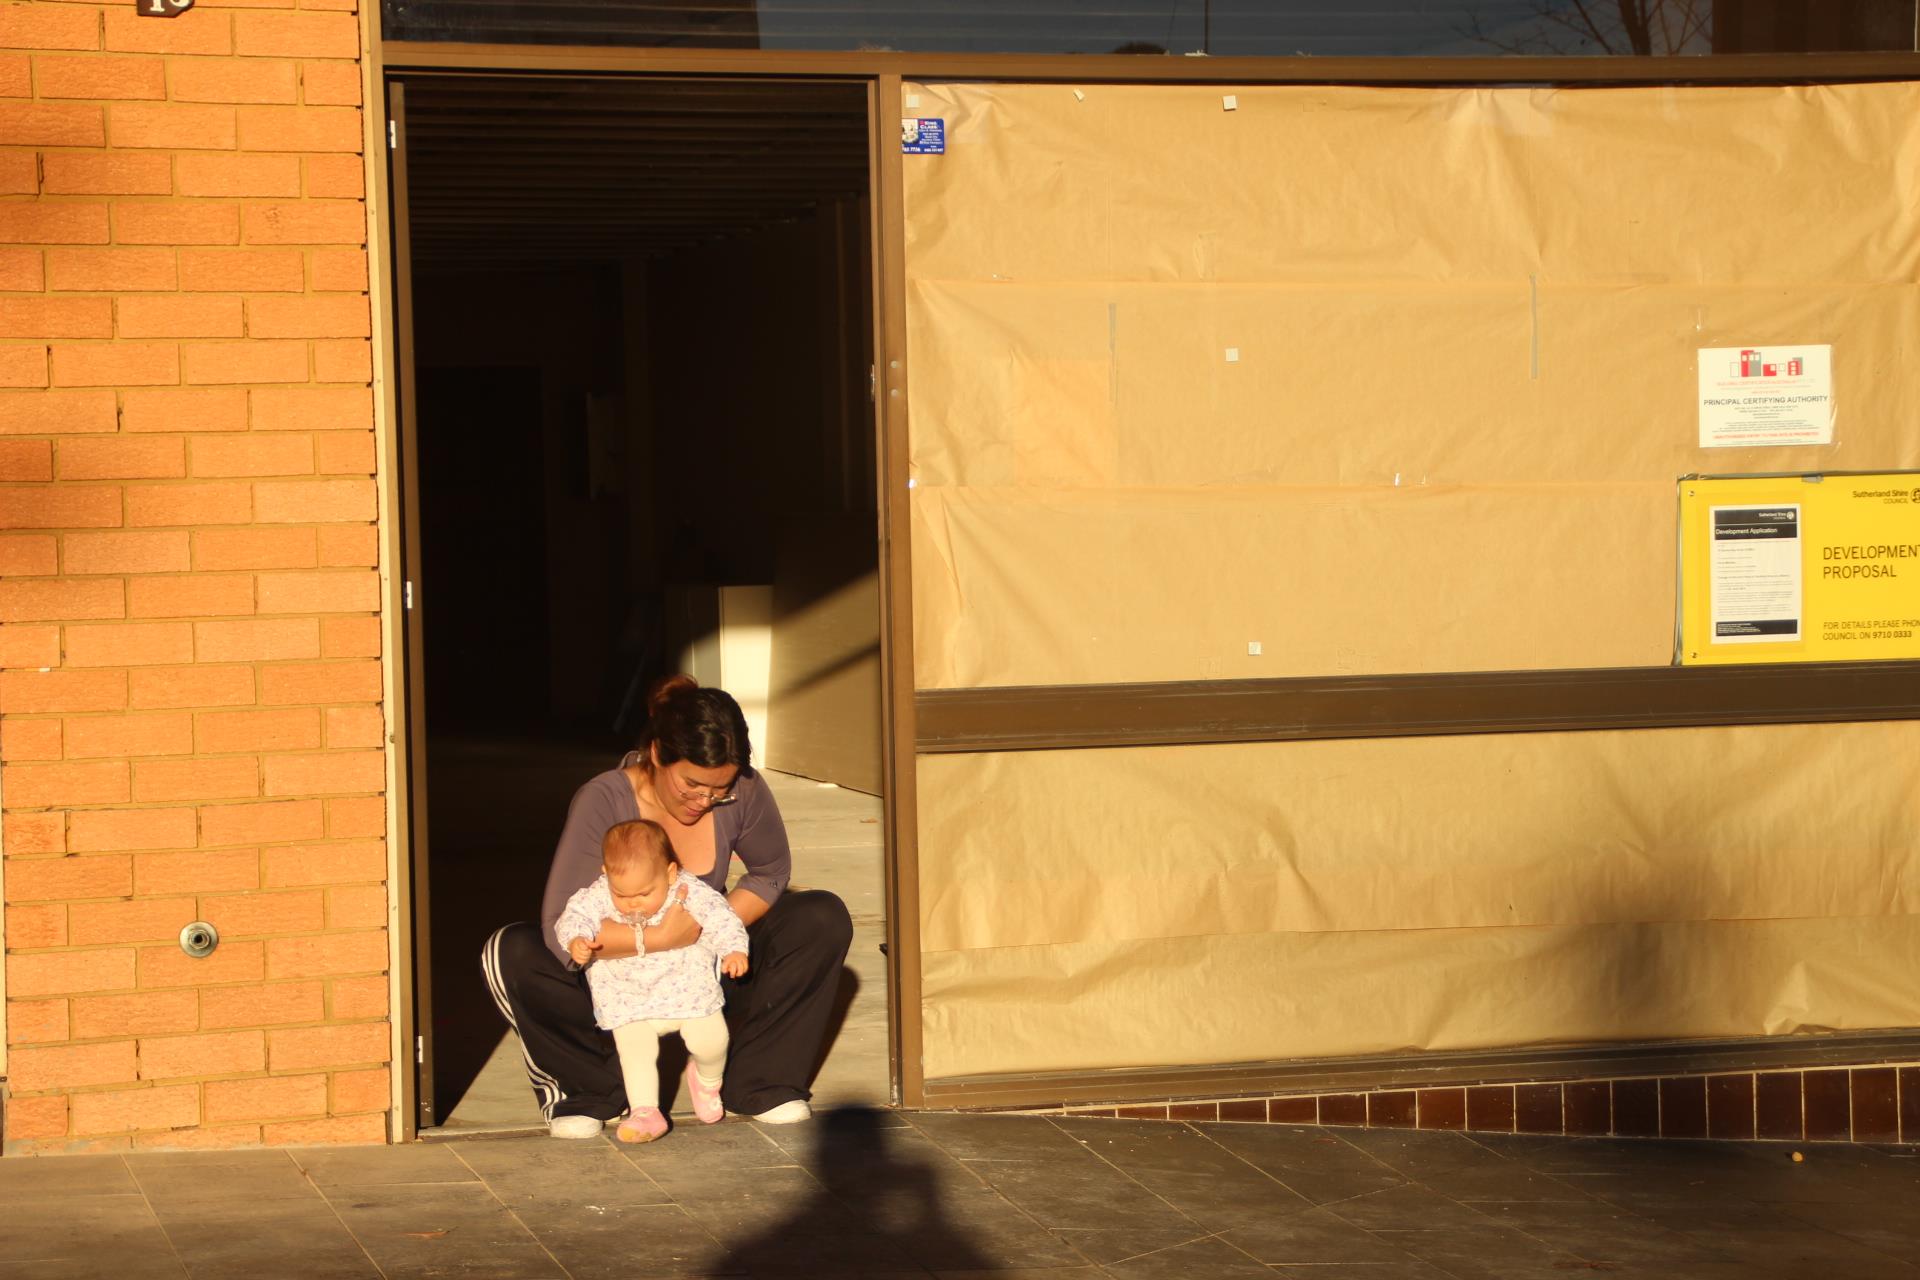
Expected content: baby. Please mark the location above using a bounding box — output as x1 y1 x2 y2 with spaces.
555 818 750 1143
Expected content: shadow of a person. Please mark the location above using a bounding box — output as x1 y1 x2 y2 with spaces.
706 1106 1001 1277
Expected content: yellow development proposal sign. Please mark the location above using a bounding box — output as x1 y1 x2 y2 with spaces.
1679 473 1920 664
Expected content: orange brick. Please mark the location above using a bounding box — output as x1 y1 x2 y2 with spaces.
201 887 323 935
0 577 123 621
0 149 33 193
329 973 385 1019
326 795 381 838
128 663 255 709
6 999 69 1046
312 339 368 383
69 805 198 852
249 296 368 341
137 938 262 988
194 525 316 571
175 152 299 198
180 248 303 292
234 11 357 57
0 297 113 339
0 390 118 435
1 716 60 760
0 436 50 479
304 154 363 200
50 341 178 387
38 55 166 101
0 5 101 50
2 809 66 854
0 202 109 245
139 1029 264 1080
122 387 247 434
268 1021 385 1072
117 295 244 339
326 883 384 929
259 659 376 705
8 947 135 997
253 478 373 524
198 979 320 1030
309 248 365 292
256 569 375 614
0 344 48 388
10 1040 138 1091
318 615 378 658
0 102 105 146
3 1093 68 1140
63 529 190 575
198 796 321 846
131 1122 261 1150
262 838 382 886
0 535 59 576
57 435 186 480
108 102 236 150
64 622 196 668
261 1112 383 1145
10 1136 134 1156
128 572 253 618
190 433 311 477
170 57 295 104
114 202 240 246
252 387 370 433
322 705 381 749
133 755 260 802
62 708 194 756
105 8 232 57
0 54 24 99
42 154 172 198
194 617 319 663
71 989 199 1038
202 1071 326 1123
181 339 305 384
261 749 381 797
301 62 360 107
237 105 359 154
2 758 128 806
331 1065 387 1114
312 524 374 567
126 481 251 526
71 1084 200 1136
0 247 43 289
5 901 67 947
69 895 198 947
0 668 127 714
196 705 319 752
265 928 383 978
243 202 364 246
133 847 259 894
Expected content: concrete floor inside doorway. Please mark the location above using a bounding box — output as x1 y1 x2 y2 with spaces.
423 738 891 1138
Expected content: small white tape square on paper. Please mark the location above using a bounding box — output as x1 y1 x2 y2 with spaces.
1224 347 1240 362
904 94 920 109
1222 94 1238 111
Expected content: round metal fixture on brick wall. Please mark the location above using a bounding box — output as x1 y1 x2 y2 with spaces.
179 921 219 958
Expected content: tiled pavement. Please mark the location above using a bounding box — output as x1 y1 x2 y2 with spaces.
6 1108 1920 1278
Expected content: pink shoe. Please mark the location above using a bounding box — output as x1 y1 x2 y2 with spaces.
684 1061 725 1124
616 1107 668 1143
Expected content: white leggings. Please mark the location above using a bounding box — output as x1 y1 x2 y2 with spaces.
610 1011 729 1112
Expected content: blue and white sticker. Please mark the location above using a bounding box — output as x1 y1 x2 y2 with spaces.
901 118 945 154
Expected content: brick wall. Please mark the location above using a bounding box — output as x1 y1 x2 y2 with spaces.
0 0 389 1153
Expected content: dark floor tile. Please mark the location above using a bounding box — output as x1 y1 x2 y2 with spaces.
0 1155 136 1199
1219 1205 1418 1265
1612 1078 1660 1138
1373 1226 1593 1279
1512 1084 1561 1135
126 1151 318 1207
1049 1226 1206 1266
1340 1129 1589 1204
0 1194 184 1279
1757 1072 1804 1142
1054 1118 1312 1228
1805 1070 1852 1142
1563 1081 1610 1137
1270 1266 1454 1279
152 1197 380 1280
449 1135 673 1208
1321 1184 1496 1233
891 1185 1087 1271
1098 1234 1272 1278
1472 1198 1730 1267
1776 1200 1920 1266
322 1181 566 1278
1203 1124 1408 1205
958 1157 1191 1234
1464 1086 1513 1134
1707 1074 1756 1141
1664 1204 1920 1279
1659 1077 1707 1139
293 1143 479 1187
1855 1069 1901 1144
1368 1092 1415 1129
907 1114 1085 1163
1415 1089 1464 1132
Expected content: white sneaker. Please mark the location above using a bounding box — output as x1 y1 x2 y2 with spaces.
548 1114 605 1139
749 1099 812 1125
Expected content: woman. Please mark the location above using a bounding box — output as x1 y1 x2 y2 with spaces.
483 676 854 1136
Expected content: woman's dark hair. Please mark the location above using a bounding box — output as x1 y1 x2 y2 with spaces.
640 674 751 770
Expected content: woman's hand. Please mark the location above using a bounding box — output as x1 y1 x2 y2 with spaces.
642 884 703 955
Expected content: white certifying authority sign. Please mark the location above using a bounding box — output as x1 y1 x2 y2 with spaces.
1709 505 1802 643
1697 344 1833 448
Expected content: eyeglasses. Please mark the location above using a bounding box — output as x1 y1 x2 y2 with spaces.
670 772 738 808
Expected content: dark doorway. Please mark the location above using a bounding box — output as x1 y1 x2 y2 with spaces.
391 74 882 1129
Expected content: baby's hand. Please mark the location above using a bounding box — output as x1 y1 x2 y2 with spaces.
567 936 599 966
720 950 749 979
